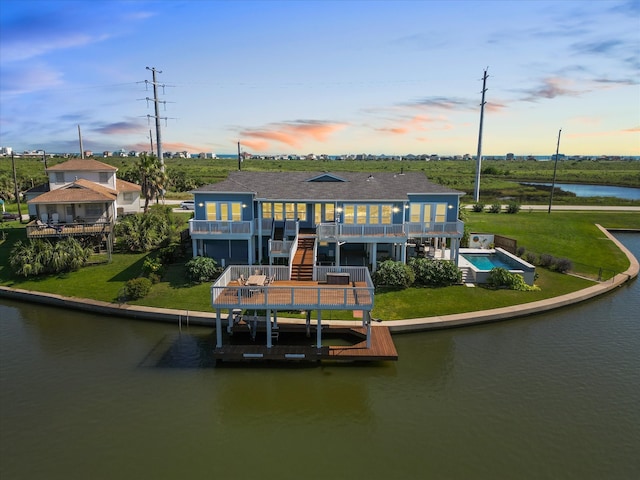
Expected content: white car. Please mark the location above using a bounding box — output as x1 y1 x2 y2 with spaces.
180 200 195 210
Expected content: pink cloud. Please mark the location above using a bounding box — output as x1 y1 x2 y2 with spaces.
376 115 449 136
239 121 346 151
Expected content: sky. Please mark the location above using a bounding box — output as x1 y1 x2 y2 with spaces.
1 0 639 157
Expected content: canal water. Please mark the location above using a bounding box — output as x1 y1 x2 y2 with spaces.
523 182 640 200
1 234 638 480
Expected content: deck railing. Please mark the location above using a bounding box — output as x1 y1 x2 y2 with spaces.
211 265 374 310
26 220 112 238
189 219 252 236
405 220 464 236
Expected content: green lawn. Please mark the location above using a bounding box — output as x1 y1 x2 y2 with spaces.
1 211 638 320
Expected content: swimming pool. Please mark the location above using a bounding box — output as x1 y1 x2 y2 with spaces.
459 248 536 285
462 253 518 271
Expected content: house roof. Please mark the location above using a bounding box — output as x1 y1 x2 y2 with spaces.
116 178 141 193
193 171 465 201
46 158 117 172
28 179 117 204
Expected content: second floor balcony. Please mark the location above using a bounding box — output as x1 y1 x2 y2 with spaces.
26 218 113 238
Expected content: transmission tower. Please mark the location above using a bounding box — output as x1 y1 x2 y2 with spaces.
145 67 166 172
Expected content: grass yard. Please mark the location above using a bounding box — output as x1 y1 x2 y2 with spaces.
1 211 638 320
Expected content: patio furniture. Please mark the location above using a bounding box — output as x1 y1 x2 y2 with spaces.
327 272 350 285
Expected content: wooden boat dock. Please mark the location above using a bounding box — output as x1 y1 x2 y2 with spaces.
212 323 398 363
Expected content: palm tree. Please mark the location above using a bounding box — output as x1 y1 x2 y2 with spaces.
137 154 168 213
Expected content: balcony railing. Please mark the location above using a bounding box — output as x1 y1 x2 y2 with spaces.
26 219 112 238
405 220 464 236
189 219 252 236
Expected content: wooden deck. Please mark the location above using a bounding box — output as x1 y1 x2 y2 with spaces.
26 222 112 238
212 323 398 363
212 280 374 310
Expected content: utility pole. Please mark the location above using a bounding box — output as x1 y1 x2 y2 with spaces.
78 125 84 159
149 129 154 153
11 152 23 222
473 68 489 203
548 129 562 214
146 66 165 172
238 141 242 171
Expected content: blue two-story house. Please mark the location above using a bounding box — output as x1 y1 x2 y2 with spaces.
189 170 464 274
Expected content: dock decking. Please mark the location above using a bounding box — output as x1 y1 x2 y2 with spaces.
212 323 398 362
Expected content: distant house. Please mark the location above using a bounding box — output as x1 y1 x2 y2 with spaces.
25 159 141 249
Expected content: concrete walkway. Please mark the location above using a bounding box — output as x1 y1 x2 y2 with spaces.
0 226 637 333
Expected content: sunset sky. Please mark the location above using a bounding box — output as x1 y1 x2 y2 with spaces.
1 0 639 157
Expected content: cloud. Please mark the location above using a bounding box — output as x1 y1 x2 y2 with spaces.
572 39 624 55
0 63 64 95
375 115 443 136
239 120 346 150
92 121 144 136
0 2 152 63
521 77 582 102
404 96 473 110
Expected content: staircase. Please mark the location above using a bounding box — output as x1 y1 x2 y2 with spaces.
292 237 315 281
460 266 472 284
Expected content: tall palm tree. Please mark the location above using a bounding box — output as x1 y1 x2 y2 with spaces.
137 154 168 213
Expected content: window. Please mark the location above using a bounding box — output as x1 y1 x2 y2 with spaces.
85 204 103 218
343 205 355 224
55 172 64 183
357 205 367 224
207 201 242 221
262 203 272 219
297 203 307 222
123 192 134 202
381 205 392 224
325 204 334 222
435 203 446 222
285 202 296 220
273 203 283 221
206 203 217 220
231 203 242 221
99 172 109 183
369 205 379 224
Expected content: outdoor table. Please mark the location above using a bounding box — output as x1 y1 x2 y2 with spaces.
247 275 267 286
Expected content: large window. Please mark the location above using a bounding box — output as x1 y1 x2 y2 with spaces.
206 201 243 221
342 204 393 224
408 203 447 223
262 202 308 221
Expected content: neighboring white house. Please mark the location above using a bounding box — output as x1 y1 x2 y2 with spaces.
26 158 141 224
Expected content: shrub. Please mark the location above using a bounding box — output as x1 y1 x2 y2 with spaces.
523 252 538 265
472 203 485 212
158 243 183 264
142 257 164 277
505 202 521 214
124 277 152 300
409 257 461 286
516 246 526 257
488 203 502 214
539 253 554 268
552 257 573 273
487 267 539 291
373 260 415 289
185 256 222 283
9 238 91 277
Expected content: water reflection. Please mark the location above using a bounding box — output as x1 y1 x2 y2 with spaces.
0 233 638 480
